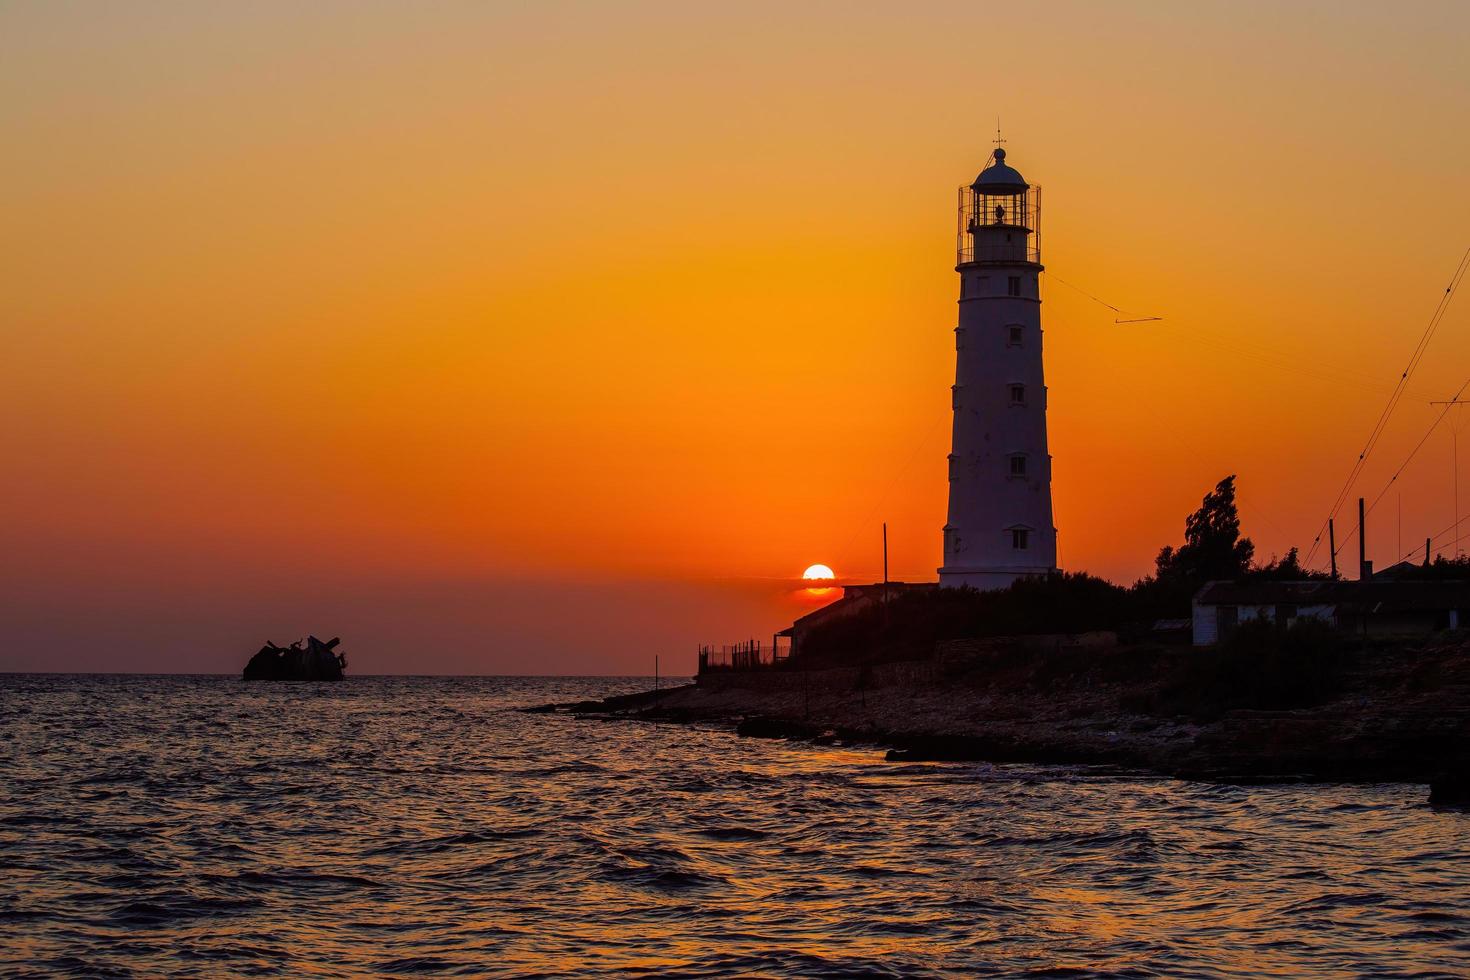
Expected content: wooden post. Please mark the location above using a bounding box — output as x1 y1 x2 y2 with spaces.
655 654 659 691
883 522 892 628
1329 519 1337 579
1358 497 1367 580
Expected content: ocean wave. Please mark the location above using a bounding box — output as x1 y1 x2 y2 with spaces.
1 674 1465 978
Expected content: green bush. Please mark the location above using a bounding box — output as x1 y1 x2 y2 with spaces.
1155 617 1344 718
792 475 1335 670
796 572 1131 668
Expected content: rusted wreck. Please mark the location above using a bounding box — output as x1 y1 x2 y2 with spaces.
243 635 347 681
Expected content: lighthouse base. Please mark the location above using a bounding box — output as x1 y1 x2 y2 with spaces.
937 567 1057 592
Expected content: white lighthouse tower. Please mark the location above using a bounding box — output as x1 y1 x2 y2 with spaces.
939 147 1057 589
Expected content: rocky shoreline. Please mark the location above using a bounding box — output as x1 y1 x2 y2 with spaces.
525 637 1470 801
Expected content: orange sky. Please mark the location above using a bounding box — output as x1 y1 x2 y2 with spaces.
4 2 1470 673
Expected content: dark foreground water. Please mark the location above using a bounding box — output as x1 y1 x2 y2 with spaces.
2 675 1469 978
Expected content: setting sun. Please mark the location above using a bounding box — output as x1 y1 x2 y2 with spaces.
5 4 1469 977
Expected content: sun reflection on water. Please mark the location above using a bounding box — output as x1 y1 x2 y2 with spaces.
1 674 1466 978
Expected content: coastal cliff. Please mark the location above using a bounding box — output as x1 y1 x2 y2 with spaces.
538 633 1470 787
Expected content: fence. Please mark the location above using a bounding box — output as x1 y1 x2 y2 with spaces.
697 638 791 673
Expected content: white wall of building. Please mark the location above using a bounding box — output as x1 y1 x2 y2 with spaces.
939 159 1057 590
1191 601 1337 647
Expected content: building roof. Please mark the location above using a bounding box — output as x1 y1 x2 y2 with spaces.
1195 578 1470 613
789 581 937 631
970 148 1028 193
1195 580 1339 605
1373 560 1431 581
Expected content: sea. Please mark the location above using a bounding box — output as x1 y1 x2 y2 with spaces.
2 674 1468 979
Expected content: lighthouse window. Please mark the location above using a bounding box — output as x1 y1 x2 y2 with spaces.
1007 325 1023 347
1008 454 1027 477
1011 528 1030 550
1009 384 1026 405
960 278 966 298
955 327 967 350
1007 276 1021 297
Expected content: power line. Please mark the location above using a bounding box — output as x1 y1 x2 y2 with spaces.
1045 272 1163 323
1394 508 1470 565
1330 379 1470 566
1031 251 1470 573
1043 273 1438 395
1048 271 1449 399
1305 245 1470 568
1366 382 1470 514
1412 523 1470 564
1389 409 1470 566
1311 247 1470 565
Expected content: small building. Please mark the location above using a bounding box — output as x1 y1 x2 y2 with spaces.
1372 559 1432 581
785 582 937 660
698 582 938 675
1192 579 1470 646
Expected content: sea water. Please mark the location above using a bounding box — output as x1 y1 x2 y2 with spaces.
2 674 1468 978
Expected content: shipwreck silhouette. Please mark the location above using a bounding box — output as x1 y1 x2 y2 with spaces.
243 635 347 681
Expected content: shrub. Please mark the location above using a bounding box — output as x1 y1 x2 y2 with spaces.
796 572 1130 668
1154 617 1344 719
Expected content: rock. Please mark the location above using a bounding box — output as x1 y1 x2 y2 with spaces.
516 686 692 718
1429 774 1470 807
736 716 820 740
522 638 1470 786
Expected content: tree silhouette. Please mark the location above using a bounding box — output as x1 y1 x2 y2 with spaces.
1155 475 1255 585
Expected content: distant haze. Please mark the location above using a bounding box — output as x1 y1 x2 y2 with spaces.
4 2 1470 673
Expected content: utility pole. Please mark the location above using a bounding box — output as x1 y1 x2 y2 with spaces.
1359 497 1369 580
1328 519 1338 579
1427 537 1433 567
1431 398 1469 558
882 522 889 603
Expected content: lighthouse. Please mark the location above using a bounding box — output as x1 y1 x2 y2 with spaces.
939 148 1057 589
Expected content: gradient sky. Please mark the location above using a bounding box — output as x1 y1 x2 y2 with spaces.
4 1 1470 674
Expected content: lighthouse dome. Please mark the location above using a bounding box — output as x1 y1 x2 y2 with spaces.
970 148 1028 193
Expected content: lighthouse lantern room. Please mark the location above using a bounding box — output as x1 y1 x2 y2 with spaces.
939 148 1058 589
